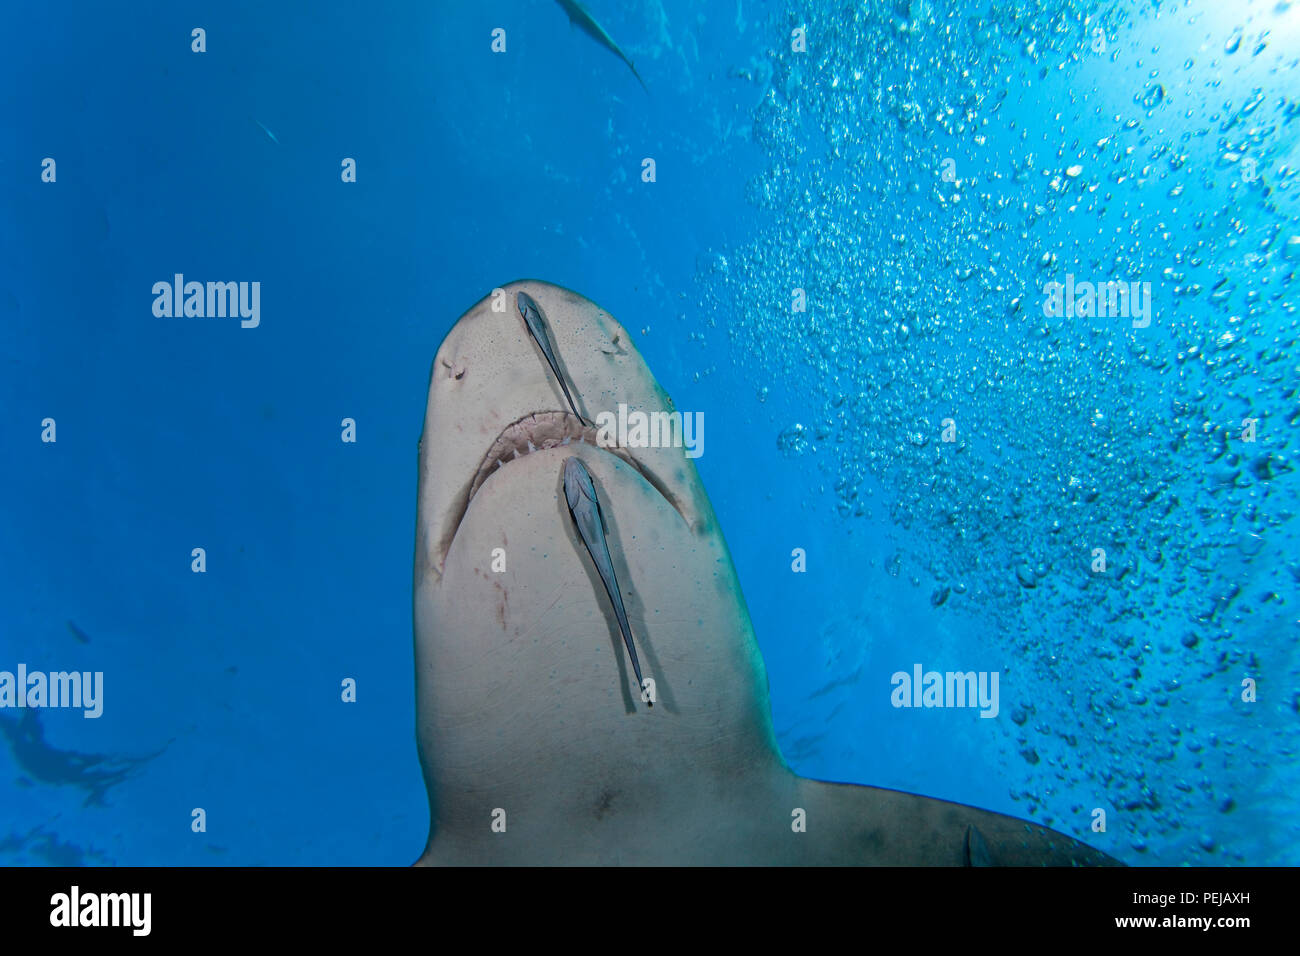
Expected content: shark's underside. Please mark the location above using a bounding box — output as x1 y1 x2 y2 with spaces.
412 279 1119 866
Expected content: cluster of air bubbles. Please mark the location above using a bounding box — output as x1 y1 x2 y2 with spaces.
699 0 1299 864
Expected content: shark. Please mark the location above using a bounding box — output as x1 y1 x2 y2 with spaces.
412 279 1119 865
553 0 648 92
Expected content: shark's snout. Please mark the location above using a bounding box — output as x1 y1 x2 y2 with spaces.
416 281 706 582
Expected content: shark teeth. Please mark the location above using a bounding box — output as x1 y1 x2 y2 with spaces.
467 411 636 502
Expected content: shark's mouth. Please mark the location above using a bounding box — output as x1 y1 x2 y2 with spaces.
435 410 690 574
467 411 637 500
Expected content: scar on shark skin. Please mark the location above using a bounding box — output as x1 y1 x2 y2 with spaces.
593 787 619 820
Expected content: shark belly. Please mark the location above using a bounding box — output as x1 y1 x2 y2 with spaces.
413 280 1119 867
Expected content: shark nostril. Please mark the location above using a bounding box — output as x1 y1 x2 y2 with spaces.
599 332 629 356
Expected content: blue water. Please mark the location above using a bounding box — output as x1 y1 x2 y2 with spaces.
2 1 1296 866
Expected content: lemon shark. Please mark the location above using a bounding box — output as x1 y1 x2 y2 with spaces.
412 280 1118 866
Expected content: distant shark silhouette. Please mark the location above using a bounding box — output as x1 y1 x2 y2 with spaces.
554 0 648 91
412 280 1119 865
0 709 168 808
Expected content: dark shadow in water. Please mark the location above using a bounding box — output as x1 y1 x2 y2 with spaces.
0 708 170 808
0 822 111 865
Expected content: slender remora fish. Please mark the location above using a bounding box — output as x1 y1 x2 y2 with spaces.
252 117 279 145
517 291 587 424
554 0 648 92
562 456 649 703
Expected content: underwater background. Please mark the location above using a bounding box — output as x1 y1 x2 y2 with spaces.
2 0 1297 866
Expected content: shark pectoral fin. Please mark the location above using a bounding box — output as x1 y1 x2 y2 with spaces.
963 824 992 866
792 778 1121 866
